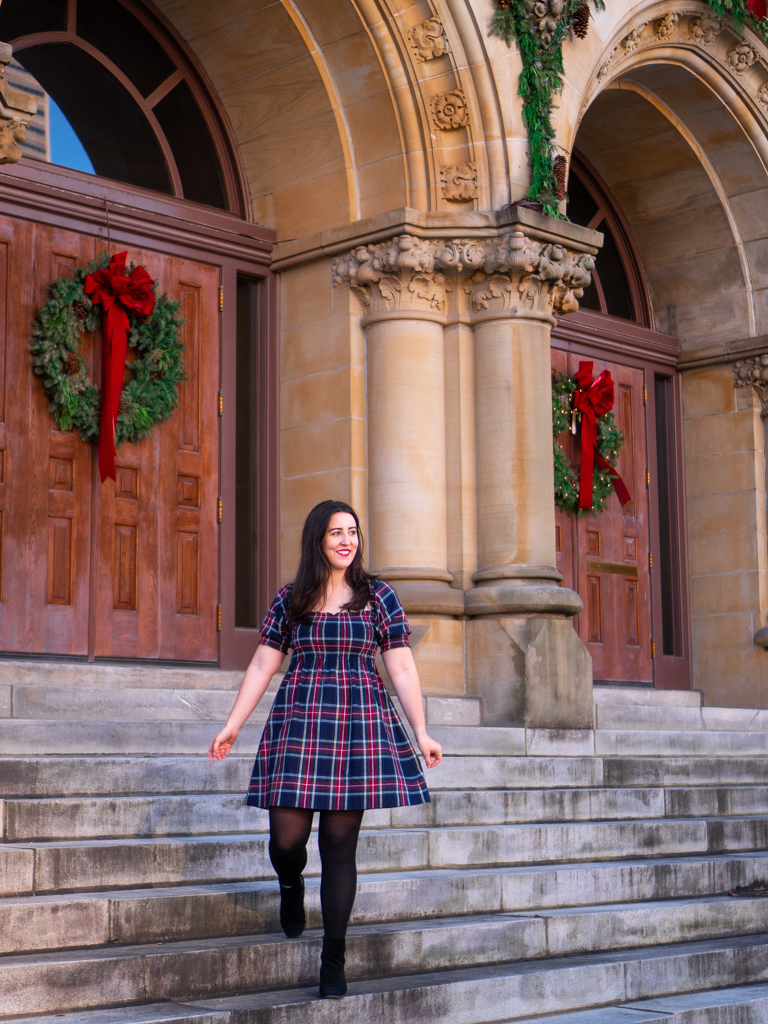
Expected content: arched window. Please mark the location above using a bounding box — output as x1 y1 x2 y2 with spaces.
0 0 244 214
566 153 653 327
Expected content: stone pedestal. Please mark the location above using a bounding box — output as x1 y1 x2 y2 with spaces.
333 211 601 727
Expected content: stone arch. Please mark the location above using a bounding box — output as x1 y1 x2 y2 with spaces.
151 0 511 236
563 2 768 349
565 3 768 707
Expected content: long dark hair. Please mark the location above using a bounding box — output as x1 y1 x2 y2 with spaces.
289 500 375 623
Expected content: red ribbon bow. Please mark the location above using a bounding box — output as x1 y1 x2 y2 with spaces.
572 360 631 511
84 253 155 482
750 0 767 22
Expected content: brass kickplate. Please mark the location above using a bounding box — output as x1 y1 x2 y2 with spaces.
587 560 638 577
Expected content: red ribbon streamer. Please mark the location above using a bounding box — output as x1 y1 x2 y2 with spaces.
84 253 155 482
750 0 767 22
572 360 632 511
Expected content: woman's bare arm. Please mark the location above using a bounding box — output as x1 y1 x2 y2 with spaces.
208 643 286 760
381 646 442 768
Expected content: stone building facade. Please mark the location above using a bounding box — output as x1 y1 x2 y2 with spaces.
1 0 768 724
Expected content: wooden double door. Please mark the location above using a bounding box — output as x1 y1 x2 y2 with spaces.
553 348 653 684
0 218 219 661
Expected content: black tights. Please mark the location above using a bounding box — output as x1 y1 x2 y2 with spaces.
268 806 364 940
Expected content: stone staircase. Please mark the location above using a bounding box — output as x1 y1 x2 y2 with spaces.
1 665 768 1021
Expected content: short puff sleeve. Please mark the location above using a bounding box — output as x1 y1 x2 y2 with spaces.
373 580 411 652
259 584 292 654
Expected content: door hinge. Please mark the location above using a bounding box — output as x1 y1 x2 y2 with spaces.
217 390 223 416
651 638 656 659
216 604 222 631
217 496 223 523
218 286 224 312
643 384 648 406
649 552 653 572
646 469 651 488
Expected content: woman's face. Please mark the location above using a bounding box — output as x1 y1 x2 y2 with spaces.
322 511 359 574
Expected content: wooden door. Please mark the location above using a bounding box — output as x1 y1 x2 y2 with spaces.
0 219 219 661
554 349 653 683
92 249 219 661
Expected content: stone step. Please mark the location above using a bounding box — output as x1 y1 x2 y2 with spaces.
2 935 767 1024
4 754 768 800
508 982 768 1023
595 730 768 757
595 704 768 733
5 719 768 757
9 785 768 841
0 660 245 691
5 817 768 895
1 894 767 1017
0 914 535 1017
2 851 768 953
593 685 702 708
0 786 678 841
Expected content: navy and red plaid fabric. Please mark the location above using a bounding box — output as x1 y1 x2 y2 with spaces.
246 579 430 810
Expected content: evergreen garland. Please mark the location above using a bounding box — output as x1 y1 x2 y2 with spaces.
30 251 187 445
490 0 605 216
552 370 626 515
705 0 768 38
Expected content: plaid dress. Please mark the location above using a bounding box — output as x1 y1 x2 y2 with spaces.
246 579 430 810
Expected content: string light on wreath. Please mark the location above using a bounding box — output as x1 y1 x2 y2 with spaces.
552 361 631 515
30 250 187 482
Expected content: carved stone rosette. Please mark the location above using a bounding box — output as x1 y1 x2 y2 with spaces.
0 42 38 164
407 17 451 61
430 89 469 130
440 162 477 201
331 231 595 318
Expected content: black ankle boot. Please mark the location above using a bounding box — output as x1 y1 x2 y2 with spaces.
278 877 305 937
319 936 347 998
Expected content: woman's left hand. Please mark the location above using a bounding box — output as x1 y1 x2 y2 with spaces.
416 731 442 768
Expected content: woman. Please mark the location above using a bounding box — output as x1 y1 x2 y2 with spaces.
209 499 442 999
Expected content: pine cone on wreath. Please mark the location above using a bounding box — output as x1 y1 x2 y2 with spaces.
63 351 80 376
72 299 89 320
119 394 130 414
572 1 590 39
138 313 152 325
553 154 568 201
496 0 511 8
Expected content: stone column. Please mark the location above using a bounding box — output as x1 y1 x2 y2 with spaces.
332 236 463 616
0 43 38 164
463 230 598 728
333 218 601 726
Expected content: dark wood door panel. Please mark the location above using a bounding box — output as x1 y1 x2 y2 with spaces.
92 249 218 662
553 348 653 684
0 220 218 661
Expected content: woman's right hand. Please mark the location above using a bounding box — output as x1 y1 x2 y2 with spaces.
209 724 240 761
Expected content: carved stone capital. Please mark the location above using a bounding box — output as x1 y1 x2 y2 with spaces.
734 353 768 409
331 231 596 318
0 43 38 165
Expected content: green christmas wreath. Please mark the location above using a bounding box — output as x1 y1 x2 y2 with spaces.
30 250 186 445
552 369 626 515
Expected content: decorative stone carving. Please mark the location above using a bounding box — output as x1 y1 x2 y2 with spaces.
440 162 477 201
622 24 647 54
408 17 451 61
0 42 37 164
655 12 679 40
332 232 595 318
597 48 617 82
734 354 768 406
522 0 566 48
725 40 760 75
430 88 469 130
758 82 768 110
689 12 721 45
